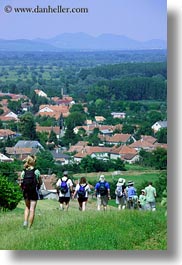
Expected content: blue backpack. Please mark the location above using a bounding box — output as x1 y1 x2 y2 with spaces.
60 178 68 194
77 184 87 198
99 181 107 196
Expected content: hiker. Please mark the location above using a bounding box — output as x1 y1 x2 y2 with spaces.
138 189 146 210
94 175 111 211
73 177 91 211
56 171 73 211
126 181 138 209
144 182 157 211
20 155 42 228
115 178 126 210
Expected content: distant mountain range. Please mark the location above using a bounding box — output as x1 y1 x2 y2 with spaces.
0 33 167 52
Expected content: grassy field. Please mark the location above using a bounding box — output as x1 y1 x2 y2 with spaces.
73 167 162 186
0 198 167 250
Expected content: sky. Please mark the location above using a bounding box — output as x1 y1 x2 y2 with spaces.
0 0 167 41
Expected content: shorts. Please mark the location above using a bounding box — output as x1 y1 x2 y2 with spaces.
23 189 39 201
146 201 156 210
59 197 70 204
78 197 88 203
97 195 108 206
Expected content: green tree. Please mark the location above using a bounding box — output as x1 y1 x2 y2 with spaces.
7 99 22 114
0 176 22 211
87 128 100 146
156 128 167 143
122 123 135 134
64 129 80 147
69 104 85 114
0 162 19 182
36 150 55 174
48 130 58 146
19 112 37 140
151 147 167 170
65 111 86 128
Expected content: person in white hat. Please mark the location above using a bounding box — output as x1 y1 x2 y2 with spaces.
138 189 146 210
126 180 138 209
115 178 126 210
94 175 111 211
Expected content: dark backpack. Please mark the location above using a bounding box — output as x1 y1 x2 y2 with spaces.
99 181 107 196
77 184 87 198
60 178 68 194
21 168 37 191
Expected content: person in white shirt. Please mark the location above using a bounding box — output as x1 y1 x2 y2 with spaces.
73 177 91 211
56 171 73 211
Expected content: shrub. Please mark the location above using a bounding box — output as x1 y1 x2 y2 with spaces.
0 176 22 211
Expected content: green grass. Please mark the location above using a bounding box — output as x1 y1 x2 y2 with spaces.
78 170 161 187
0 199 167 250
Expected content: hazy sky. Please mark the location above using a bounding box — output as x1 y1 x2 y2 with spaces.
0 0 167 41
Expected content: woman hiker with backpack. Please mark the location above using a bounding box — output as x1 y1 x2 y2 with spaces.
73 176 91 211
20 155 42 229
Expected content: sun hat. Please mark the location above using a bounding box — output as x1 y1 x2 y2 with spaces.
127 180 134 186
117 178 125 184
99 175 105 181
141 189 145 192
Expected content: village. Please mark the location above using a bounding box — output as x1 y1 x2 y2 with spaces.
0 89 167 199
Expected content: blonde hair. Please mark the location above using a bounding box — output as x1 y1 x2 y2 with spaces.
24 155 36 168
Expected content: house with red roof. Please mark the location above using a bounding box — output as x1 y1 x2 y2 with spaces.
36 125 61 139
36 104 70 120
110 145 139 164
99 133 134 146
73 146 112 163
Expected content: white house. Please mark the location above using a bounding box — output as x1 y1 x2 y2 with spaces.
151 121 167 133
5 111 18 120
111 112 126 119
0 153 14 162
34 89 48 98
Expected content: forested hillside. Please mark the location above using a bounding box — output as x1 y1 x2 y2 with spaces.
0 50 167 104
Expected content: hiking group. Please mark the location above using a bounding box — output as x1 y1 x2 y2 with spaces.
19 155 157 228
115 178 157 211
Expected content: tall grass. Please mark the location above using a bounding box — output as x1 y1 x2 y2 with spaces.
0 199 167 250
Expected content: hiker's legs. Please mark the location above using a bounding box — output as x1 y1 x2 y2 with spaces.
102 196 108 211
59 203 64 210
82 201 86 211
103 205 107 211
28 200 37 228
65 202 69 211
78 199 82 210
59 197 65 210
64 197 70 211
97 196 101 211
24 199 30 225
